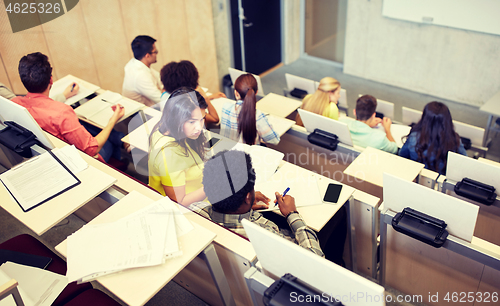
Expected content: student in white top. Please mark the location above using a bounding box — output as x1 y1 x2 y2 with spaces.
122 35 163 107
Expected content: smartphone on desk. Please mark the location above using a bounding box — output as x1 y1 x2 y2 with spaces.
208 137 221 148
323 183 343 203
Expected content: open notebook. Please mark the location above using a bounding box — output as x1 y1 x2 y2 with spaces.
75 91 143 127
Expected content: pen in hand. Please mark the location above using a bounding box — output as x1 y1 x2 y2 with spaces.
275 187 290 206
70 83 76 92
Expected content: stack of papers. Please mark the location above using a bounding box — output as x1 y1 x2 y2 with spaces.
52 145 88 174
0 262 67 306
75 90 143 127
66 196 193 283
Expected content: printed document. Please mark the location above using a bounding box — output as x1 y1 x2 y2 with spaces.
0 152 79 211
52 145 88 174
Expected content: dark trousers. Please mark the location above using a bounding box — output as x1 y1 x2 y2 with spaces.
80 121 125 162
261 205 347 266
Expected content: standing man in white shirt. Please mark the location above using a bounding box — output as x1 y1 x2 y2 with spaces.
122 35 163 107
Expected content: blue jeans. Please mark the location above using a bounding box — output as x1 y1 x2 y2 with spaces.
80 121 125 162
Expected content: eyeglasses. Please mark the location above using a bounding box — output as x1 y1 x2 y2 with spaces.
150 50 158 55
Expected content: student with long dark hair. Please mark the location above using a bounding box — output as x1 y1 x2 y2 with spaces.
399 101 467 174
148 87 209 206
220 74 280 145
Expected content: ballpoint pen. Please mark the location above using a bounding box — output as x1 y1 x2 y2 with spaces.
275 187 290 206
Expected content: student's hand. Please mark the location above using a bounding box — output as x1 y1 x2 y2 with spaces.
252 191 270 210
110 104 125 124
208 92 226 100
382 117 392 131
370 117 382 128
275 192 297 217
63 82 79 99
255 191 270 204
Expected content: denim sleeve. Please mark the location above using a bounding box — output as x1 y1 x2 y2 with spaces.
458 141 468 156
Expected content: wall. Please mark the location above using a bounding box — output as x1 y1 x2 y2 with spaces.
343 0 500 107
282 0 301 65
211 0 232 90
0 0 219 95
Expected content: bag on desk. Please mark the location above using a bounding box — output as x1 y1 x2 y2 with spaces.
307 128 339 151
0 121 37 157
290 88 308 99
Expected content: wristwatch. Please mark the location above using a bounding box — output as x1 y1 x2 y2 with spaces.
285 211 299 219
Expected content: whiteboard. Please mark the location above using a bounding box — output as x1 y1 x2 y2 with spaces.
382 0 500 36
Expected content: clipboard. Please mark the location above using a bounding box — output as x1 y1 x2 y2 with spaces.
0 150 81 212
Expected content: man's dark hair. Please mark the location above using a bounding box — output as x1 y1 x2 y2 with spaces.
160 60 199 93
131 35 156 60
18 52 52 93
203 150 255 213
355 95 377 121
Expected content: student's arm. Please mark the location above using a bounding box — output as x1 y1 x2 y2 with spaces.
399 139 411 158
252 191 270 210
457 140 468 156
275 192 325 257
63 82 79 99
94 104 124 152
256 112 280 145
54 83 80 103
382 117 395 142
196 86 220 125
163 185 206 207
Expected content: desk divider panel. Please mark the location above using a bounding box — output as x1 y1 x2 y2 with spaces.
229 68 264 96
285 73 316 94
446 152 500 192
383 173 478 242
242 219 385 306
453 121 485 147
401 107 422 126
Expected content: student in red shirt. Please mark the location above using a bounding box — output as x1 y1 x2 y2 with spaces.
12 52 124 163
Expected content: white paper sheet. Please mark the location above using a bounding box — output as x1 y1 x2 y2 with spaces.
0 152 79 211
66 212 169 282
232 143 284 185
0 262 67 306
49 77 95 106
66 196 192 283
52 145 88 174
121 196 194 239
255 170 323 211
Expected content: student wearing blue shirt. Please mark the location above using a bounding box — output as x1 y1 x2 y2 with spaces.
399 101 467 174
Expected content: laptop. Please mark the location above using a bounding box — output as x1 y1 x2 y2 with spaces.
297 109 353 146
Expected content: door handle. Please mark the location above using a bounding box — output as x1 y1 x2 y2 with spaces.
243 22 253 28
